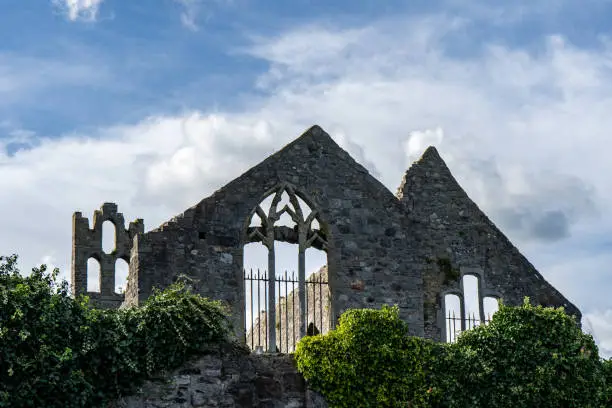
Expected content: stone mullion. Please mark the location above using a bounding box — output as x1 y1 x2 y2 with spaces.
265 190 284 354
298 240 306 339
478 277 485 324
459 294 466 331
267 235 276 353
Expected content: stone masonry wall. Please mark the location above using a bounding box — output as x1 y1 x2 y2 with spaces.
397 147 582 341
72 202 144 309
124 126 424 340
108 343 328 408
96 125 581 347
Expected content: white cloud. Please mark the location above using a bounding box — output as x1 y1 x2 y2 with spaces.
2 12 612 353
584 311 612 358
174 0 200 31
173 0 230 31
403 128 444 162
52 0 104 22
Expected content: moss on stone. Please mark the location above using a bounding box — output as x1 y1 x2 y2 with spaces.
437 257 460 283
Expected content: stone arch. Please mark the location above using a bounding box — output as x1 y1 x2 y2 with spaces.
115 257 129 294
71 202 144 308
440 267 503 342
87 257 101 293
242 183 331 353
461 273 482 327
101 220 116 254
483 296 500 321
441 291 463 342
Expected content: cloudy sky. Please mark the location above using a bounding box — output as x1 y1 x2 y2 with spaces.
1 0 611 355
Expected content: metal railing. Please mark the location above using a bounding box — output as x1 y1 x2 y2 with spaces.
446 311 492 343
244 269 329 353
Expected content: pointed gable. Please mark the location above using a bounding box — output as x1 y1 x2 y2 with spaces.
118 126 581 345
398 146 581 340
397 145 480 222
130 124 424 337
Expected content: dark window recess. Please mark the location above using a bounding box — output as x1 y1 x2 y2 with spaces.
198 231 206 240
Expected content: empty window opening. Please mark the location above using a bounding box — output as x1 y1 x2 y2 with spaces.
87 258 101 293
101 221 116 254
483 296 499 322
297 196 312 218
310 218 320 230
115 258 129 294
462 274 480 329
249 213 262 227
258 193 275 216
305 247 327 280
444 294 461 343
277 211 296 228
305 246 329 340
244 185 330 354
244 242 268 353
277 190 294 213
275 242 299 277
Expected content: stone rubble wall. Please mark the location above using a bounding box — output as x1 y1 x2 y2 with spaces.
109 343 328 408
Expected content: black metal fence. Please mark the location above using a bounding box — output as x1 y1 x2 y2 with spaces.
446 311 492 342
244 269 329 353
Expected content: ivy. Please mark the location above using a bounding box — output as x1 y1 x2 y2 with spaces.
0 254 230 408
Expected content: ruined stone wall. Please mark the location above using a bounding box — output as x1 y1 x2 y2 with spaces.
397 147 582 341
71 202 144 309
125 126 425 339
246 266 331 353
108 343 328 408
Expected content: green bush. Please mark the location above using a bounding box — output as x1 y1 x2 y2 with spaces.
295 305 439 407
0 254 230 408
602 358 612 405
0 255 95 407
295 301 610 408
442 298 606 408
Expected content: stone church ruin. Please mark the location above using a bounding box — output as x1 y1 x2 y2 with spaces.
71 125 581 351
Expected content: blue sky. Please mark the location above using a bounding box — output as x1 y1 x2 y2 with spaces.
1 0 612 354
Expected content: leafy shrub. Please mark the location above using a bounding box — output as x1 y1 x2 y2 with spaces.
0 254 230 408
599 356 612 406
295 300 610 408
0 255 94 407
295 305 439 407
433 298 606 408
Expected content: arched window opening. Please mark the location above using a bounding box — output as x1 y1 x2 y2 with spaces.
444 294 461 343
115 258 129 294
87 257 101 293
462 274 481 329
101 220 116 254
483 297 499 322
444 271 498 343
243 184 330 353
